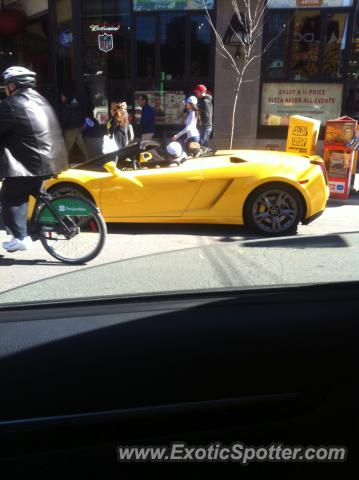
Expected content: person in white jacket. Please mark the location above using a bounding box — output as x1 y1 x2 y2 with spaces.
172 96 200 148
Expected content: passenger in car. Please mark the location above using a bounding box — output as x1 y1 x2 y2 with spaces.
187 141 201 157
187 141 213 158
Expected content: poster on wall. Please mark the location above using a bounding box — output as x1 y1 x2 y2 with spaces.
133 0 214 11
267 0 353 7
261 83 343 126
135 91 184 125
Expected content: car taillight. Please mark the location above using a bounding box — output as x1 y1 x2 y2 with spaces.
310 160 328 185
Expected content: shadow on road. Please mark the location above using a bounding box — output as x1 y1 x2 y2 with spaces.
241 233 352 249
326 196 359 208
107 223 257 242
0 255 67 266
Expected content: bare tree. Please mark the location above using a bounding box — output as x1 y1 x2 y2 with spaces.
204 0 287 149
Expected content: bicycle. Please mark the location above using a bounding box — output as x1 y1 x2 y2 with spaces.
27 190 107 264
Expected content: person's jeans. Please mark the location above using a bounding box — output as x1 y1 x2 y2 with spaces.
0 177 45 240
200 128 212 147
141 133 154 141
64 127 89 161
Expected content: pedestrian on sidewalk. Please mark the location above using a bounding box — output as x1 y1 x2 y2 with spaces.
138 94 155 141
172 96 200 150
194 84 213 147
60 91 89 161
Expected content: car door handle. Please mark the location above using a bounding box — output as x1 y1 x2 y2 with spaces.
186 176 202 182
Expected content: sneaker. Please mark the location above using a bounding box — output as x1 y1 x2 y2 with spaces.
2 236 15 250
5 236 33 252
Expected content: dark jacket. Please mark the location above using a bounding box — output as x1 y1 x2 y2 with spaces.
61 97 84 130
0 88 68 178
141 103 155 135
198 94 213 128
108 118 129 150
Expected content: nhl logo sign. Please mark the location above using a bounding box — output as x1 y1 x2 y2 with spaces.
98 33 113 53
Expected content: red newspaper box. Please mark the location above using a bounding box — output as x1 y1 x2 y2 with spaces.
324 116 357 199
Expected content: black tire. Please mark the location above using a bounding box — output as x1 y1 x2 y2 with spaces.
243 183 304 236
47 183 94 203
36 196 107 264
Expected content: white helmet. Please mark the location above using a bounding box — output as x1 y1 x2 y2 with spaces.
183 95 198 106
2 66 36 87
166 141 183 158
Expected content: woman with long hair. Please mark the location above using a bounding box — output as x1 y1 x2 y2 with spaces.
107 101 133 150
172 96 200 147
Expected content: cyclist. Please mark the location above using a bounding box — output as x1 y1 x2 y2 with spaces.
0 66 68 253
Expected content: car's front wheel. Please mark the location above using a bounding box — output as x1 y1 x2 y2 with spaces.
244 183 304 236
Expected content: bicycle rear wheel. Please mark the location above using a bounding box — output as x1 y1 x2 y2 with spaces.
36 195 107 264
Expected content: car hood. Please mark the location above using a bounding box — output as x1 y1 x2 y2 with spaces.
0 232 358 306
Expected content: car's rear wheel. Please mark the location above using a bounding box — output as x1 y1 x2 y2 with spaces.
244 183 303 236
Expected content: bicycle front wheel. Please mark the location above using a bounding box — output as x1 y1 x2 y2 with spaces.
36 196 107 264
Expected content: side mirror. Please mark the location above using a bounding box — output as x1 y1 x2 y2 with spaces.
104 161 143 187
104 161 118 176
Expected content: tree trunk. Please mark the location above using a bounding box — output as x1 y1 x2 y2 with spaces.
230 71 245 150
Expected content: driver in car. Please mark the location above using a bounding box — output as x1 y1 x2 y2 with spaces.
140 141 187 168
166 142 187 164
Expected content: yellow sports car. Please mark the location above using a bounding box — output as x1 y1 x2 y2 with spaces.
45 141 329 236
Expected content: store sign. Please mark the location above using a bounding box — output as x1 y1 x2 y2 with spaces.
98 33 114 53
90 24 120 32
133 0 214 11
261 83 343 126
268 0 353 7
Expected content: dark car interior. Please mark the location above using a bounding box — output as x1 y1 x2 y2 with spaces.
71 141 215 173
0 281 358 474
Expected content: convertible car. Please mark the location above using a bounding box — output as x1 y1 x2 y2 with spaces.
44 141 329 235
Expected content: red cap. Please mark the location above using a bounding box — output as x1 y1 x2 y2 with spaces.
194 84 207 94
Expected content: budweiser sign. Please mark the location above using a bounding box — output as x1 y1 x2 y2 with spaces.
90 24 120 32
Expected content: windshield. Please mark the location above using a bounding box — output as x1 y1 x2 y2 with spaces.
1 0 359 308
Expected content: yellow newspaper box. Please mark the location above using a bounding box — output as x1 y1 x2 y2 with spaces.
286 115 320 156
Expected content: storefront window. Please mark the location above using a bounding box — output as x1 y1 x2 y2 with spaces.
322 13 348 80
0 17 50 101
136 15 156 79
261 82 343 126
134 90 185 126
23 20 52 99
190 15 210 77
343 2 359 116
83 12 132 125
160 13 186 80
291 10 321 80
78 0 214 128
260 3 355 132
133 0 214 11
265 13 290 79
83 0 130 16
265 9 351 82
56 0 75 95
